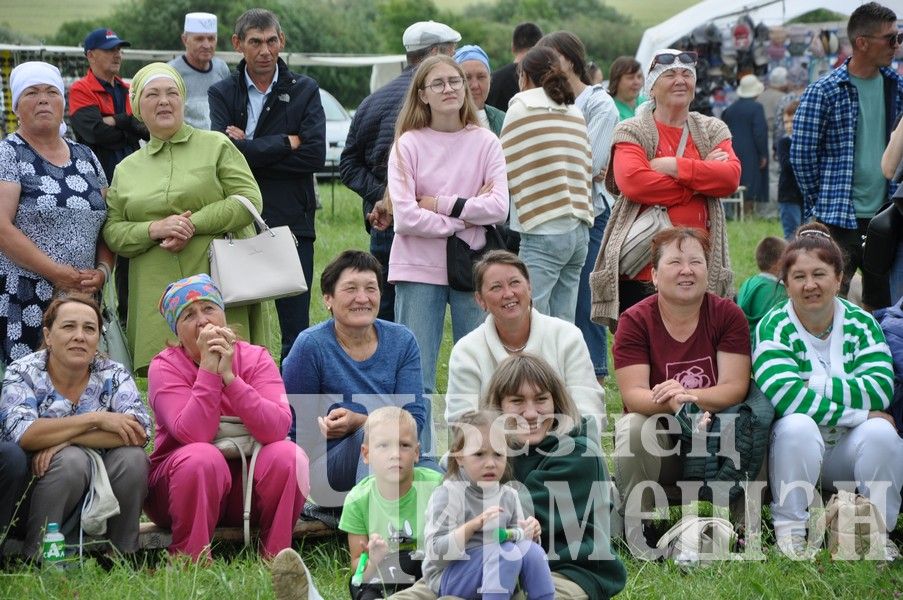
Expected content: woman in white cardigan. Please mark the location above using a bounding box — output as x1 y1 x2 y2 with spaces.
445 250 604 435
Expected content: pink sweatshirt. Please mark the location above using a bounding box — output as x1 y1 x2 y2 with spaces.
147 341 291 468
387 124 509 286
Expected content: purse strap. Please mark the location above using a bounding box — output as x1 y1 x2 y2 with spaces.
230 195 270 232
676 124 690 158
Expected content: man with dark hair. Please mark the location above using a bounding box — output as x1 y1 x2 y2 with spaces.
209 8 326 360
485 22 543 111
791 1 903 295
339 20 460 321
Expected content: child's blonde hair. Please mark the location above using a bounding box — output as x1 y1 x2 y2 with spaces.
363 406 418 445
446 410 517 482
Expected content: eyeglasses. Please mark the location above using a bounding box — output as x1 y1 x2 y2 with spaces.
796 229 832 240
423 77 465 94
650 51 697 71
862 32 903 46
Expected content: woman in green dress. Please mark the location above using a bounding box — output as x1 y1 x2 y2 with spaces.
103 63 278 373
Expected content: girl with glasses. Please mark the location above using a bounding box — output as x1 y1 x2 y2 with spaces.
387 55 509 397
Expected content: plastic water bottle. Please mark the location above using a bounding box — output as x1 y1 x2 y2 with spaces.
496 527 525 543
42 522 66 568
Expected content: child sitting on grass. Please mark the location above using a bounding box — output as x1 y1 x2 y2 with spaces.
338 406 443 599
737 235 788 340
421 410 553 600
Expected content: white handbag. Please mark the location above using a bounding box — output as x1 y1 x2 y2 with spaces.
213 416 262 546
209 195 308 307
656 516 736 567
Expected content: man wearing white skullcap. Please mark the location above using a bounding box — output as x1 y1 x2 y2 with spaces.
167 12 230 129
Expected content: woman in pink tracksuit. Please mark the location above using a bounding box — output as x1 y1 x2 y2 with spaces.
144 274 309 560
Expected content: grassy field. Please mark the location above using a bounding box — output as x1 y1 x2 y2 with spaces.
4 0 702 42
3 184 903 599
0 0 123 41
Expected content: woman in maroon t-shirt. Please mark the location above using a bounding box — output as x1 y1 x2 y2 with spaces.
611 227 751 558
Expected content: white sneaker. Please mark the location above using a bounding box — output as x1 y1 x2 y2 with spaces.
674 548 700 569
270 548 312 600
884 539 900 562
776 533 808 559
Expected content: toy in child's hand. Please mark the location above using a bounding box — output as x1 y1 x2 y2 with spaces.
351 551 368 587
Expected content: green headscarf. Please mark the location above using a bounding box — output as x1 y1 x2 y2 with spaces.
129 62 186 122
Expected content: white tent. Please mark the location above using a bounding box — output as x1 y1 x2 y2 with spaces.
635 0 903 69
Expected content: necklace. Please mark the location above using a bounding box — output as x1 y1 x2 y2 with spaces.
501 341 528 354
810 323 833 339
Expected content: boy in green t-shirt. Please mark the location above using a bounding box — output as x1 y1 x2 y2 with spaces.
338 406 443 600
737 236 788 341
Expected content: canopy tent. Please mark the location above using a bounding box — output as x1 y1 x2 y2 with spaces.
635 0 903 69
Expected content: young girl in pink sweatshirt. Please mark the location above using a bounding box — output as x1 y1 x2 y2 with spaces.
387 54 509 396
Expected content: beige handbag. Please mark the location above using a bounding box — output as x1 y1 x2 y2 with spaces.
618 124 689 278
208 195 308 307
825 490 886 559
213 416 262 546
619 205 673 277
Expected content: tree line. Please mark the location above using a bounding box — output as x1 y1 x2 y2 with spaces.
44 0 641 107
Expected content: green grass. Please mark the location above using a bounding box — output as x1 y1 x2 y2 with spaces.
0 0 124 41
4 187 903 598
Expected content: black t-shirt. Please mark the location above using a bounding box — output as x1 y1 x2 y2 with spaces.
487 62 519 111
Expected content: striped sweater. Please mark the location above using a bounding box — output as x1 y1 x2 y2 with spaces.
753 297 893 428
500 87 594 232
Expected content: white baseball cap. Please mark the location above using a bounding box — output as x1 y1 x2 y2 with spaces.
402 21 461 52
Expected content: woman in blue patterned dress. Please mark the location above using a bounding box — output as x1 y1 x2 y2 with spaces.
0 293 150 559
0 62 113 363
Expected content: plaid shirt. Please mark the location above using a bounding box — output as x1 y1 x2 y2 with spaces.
790 59 903 229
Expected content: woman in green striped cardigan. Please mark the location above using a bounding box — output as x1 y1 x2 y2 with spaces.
753 223 903 560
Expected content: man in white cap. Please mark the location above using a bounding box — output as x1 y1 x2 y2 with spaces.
168 12 230 129
339 20 460 323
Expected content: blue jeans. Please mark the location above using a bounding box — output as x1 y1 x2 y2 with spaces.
575 211 610 377
370 227 396 322
519 224 590 323
779 203 802 241
395 282 486 395
439 541 555 600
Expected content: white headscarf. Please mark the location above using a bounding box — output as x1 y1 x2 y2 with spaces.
10 61 65 112
645 49 697 98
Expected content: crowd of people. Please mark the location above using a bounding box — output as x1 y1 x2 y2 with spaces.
2 2 903 599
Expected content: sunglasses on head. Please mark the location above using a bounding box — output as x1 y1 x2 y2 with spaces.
650 51 698 71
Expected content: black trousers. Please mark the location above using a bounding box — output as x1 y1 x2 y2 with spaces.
275 237 314 362
821 218 871 297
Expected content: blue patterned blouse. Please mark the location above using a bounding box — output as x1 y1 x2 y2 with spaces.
0 350 151 445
